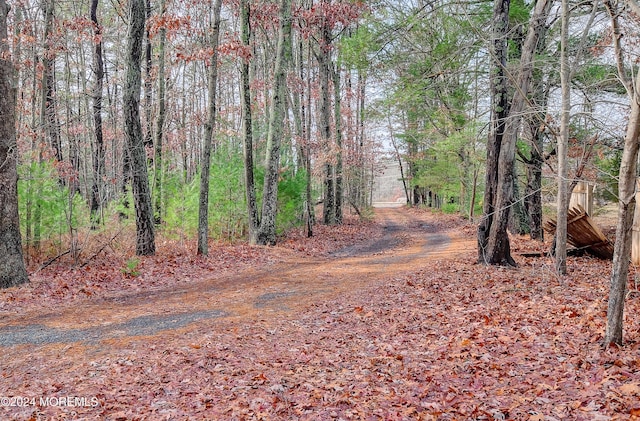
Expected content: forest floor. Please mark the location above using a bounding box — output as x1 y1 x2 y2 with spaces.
1 207 640 420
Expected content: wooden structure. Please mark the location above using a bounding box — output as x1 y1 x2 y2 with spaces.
569 181 594 216
544 205 613 259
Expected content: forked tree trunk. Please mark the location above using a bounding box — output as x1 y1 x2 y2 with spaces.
479 0 550 266
478 0 511 265
0 0 29 288
124 0 155 255
197 0 223 255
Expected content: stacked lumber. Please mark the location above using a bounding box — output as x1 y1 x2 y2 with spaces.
544 205 614 260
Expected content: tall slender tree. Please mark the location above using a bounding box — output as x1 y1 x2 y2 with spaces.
240 0 259 244
197 0 223 255
41 0 63 168
0 0 29 288
333 57 343 224
153 0 167 225
603 0 640 347
318 0 335 225
124 0 156 255
555 0 570 274
90 0 105 227
256 0 293 245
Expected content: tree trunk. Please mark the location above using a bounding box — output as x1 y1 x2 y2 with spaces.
333 59 343 224
479 0 550 266
523 134 544 240
604 75 640 346
240 0 259 244
153 0 167 225
304 41 314 237
144 0 153 149
603 0 640 347
256 0 293 245
0 0 29 288
388 116 410 204
197 0 223 256
42 0 63 170
124 0 155 256
478 0 511 264
90 0 105 227
555 0 570 275
318 6 335 225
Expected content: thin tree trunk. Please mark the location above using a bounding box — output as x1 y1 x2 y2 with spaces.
144 0 153 149
240 0 259 244
555 0 570 274
90 0 105 227
333 59 343 224
318 5 335 225
0 0 29 287
603 0 640 347
304 39 314 237
470 168 478 222
153 0 167 225
257 0 293 245
124 0 155 255
42 0 62 167
388 114 410 204
197 0 223 255
357 70 367 209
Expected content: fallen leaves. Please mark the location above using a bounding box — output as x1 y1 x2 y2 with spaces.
1 208 640 419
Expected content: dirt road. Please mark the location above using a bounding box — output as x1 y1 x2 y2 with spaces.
0 207 476 419
0 208 472 348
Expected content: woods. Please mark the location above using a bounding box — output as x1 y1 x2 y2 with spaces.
1 0 640 376
4 0 640 417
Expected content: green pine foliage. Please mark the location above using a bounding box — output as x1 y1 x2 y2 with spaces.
162 172 201 239
275 168 307 235
162 146 245 241
17 160 88 247
16 146 307 249
205 148 246 241
596 149 622 201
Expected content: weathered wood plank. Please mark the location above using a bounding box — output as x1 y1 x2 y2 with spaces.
544 205 614 260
